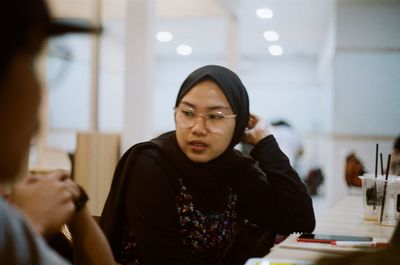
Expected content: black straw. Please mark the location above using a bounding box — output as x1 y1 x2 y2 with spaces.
373 144 379 210
375 144 378 179
380 153 384 176
380 154 392 224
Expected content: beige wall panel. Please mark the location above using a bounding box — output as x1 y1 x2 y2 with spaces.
48 0 126 19
48 0 94 19
156 0 226 18
74 132 120 216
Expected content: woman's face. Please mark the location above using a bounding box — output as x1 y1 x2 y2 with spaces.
175 80 236 163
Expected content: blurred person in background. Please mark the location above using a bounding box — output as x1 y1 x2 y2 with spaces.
390 135 400 176
242 119 304 175
344 152 365 187
270 120 304 171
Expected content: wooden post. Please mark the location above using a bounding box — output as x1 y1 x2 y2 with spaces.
74 132 120 216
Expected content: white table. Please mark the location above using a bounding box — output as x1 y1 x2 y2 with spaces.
264 195 396 263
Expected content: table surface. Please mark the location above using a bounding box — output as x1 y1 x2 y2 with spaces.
264 194 397 263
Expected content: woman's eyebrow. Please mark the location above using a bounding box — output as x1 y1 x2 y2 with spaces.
180 101 196 108
180 101 231 111
208 106 230 111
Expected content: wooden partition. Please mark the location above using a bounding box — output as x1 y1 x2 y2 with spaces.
74 132 120 216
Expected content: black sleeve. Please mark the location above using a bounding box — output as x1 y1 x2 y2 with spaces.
236 135 315 235
124 150 209 265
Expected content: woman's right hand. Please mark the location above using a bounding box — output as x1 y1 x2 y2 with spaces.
241 113 272 146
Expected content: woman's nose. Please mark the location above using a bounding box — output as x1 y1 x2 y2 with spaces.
191 116 207 135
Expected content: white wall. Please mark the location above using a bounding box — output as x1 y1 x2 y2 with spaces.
47 35 92 131
98 21 126 132
334 52 400 136
334 3 400 136
46 20 126 152
239 58 324 132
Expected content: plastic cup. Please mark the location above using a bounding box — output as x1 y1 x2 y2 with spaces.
359 174 384 221
359 174 400 226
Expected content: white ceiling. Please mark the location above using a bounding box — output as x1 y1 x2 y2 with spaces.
236 0 334 59
156 0 334 59
49 0 334 59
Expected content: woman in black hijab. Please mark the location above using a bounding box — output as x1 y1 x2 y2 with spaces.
100 65 315 265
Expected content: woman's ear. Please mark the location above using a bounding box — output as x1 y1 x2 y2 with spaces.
247 114 256 130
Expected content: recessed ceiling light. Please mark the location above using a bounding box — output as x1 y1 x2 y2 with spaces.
256 8 273 19
268 45 283 56
263 31 279 41
156 31 173 42
176 45 192 56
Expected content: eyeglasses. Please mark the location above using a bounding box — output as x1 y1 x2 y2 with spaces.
174 107 236 134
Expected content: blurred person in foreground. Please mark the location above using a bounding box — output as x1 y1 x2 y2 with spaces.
0 0 115 264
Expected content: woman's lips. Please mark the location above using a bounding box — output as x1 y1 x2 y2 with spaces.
189 140 208 152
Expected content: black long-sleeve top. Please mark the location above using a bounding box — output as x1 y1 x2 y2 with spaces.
112 135 315 265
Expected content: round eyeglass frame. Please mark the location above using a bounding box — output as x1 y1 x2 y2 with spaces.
173 107 236 134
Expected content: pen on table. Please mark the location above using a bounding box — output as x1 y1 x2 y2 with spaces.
331 241 391 248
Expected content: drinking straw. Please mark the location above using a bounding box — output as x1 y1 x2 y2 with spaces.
379 154 392 224
380 153 384 176
375 144 378 178
373 144 379 209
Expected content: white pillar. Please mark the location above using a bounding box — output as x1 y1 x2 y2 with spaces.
225 14 238 71
89 0 102 131
122 0 155 153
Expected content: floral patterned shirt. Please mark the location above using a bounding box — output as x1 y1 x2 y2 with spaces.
119 178 239 265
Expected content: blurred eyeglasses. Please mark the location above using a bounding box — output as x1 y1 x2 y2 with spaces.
174 107 236 134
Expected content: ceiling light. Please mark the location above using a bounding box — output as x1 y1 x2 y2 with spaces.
176 45 192 56
256 8 273 19
263 31 279 41
268 45 283 56
156 31 173 42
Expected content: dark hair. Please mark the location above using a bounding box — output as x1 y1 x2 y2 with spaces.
175 65 250 149
0 0 52 81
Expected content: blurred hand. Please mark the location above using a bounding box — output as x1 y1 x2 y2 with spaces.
10 170 79 237
241 113 271 146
